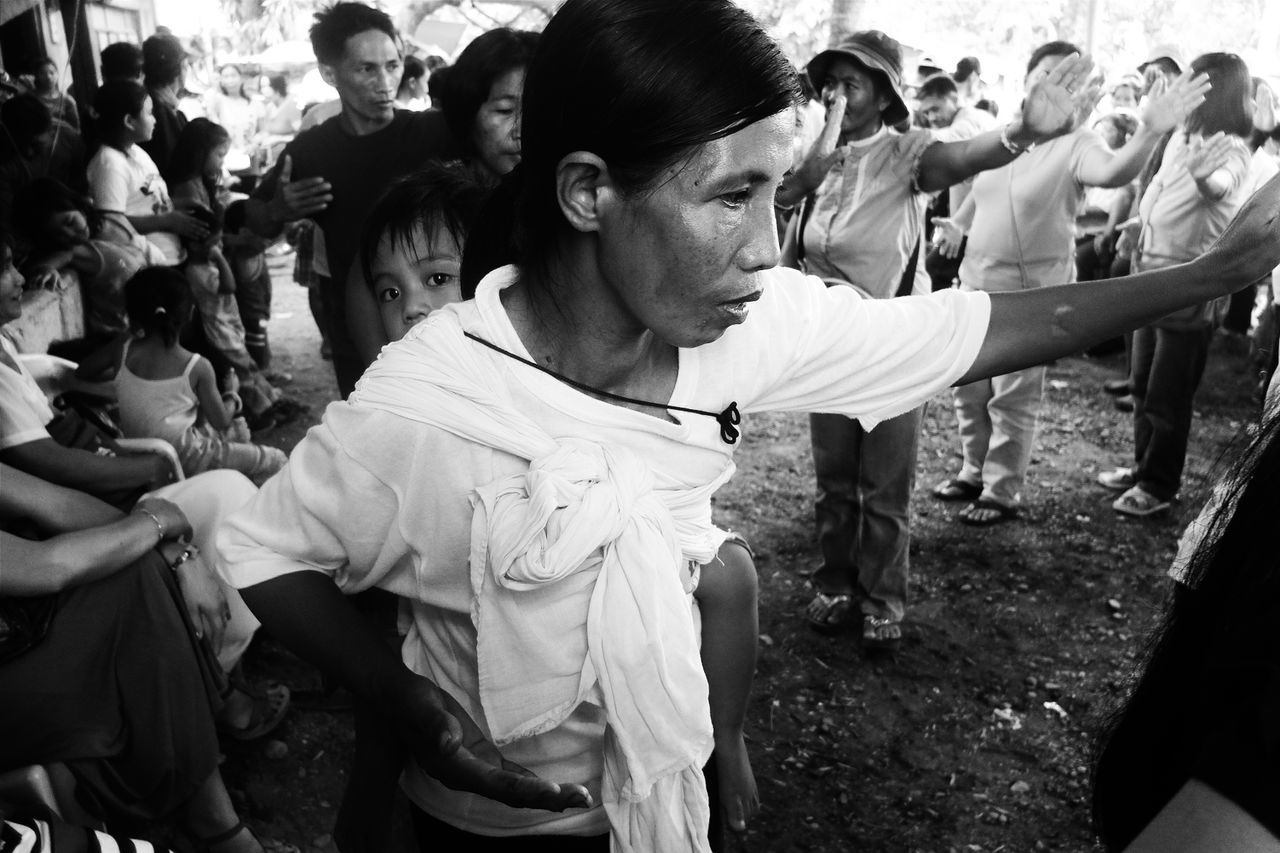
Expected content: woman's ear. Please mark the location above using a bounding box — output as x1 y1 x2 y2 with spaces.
555 151 611 233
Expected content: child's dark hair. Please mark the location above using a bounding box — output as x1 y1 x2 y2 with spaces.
223 199 247 234
164 117 231 212
94 80 148 146
12 178 102 253
358 162 488 289
125 266 192 346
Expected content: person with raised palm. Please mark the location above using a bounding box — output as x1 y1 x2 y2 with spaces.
927 40 1210 528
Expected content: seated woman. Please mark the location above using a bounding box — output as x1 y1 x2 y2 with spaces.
0 464 274 852
219 0 1280 848
0 235 286 737
1092 413 1280 851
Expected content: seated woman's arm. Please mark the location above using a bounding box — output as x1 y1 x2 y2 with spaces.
961 170 1280 384
0 437 172 494
0 467 190 595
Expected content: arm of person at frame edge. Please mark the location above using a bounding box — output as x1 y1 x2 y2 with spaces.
960 169 1280 385
1123 779 1280 853
238 571 594 813
345 262 390 367
915 54 1101 193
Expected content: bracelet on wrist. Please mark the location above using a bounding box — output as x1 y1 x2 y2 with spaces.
1000 125 1032 156
169 545 198 574
134 506 166 540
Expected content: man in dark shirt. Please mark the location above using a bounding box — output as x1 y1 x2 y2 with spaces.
139 33 188 174
246 2 456 397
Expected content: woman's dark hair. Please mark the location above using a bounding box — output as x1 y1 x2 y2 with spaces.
482 0 800 288
359 161 488 287
0 95 53 149
218 63 247 99
164 117 230 209
268 74 288 98
402 55 425 82
309 2 398 67
93 80 148 144
12 177 102 253
954 55 981 83
101 42 144 82
1185 53 1254 139
1026 40 1080 77
436 28 538 161
125 266 192 346
1092 413 1280 849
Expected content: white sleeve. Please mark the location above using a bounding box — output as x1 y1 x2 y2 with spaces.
216 403 412 592
720 269 990 429
87 151 130 213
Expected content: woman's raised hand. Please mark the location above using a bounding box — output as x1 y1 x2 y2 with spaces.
1186 132 1242 181
1140 70 1212 136
791 92 847 195
400 673 593 812
1199 169 1280 287
1019 53 1096 143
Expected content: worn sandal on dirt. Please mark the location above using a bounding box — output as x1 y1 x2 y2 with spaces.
1097 466 1137 490
932 478 981 502
1112 485 1171 518
957 498 1018 527
862 615 902 652
805 591 857 634
220 683 290 742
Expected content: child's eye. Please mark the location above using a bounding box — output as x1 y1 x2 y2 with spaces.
424 273 456 288
378 286 401 304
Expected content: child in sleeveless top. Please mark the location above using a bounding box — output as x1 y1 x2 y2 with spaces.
83 266 286 481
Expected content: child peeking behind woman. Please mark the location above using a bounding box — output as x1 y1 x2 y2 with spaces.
79 266 286 480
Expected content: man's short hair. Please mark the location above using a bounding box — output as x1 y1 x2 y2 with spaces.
101 42 144 82
918 73 958 100
143 33 185 88
310 3 399 67
954 56 981 83
1026 40 1081 76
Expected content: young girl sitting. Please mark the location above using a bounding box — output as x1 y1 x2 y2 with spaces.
14 177 164 340
360 163 763 836
81 266 286 480
87 80 208 266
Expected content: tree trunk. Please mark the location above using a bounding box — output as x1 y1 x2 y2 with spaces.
828 0 870 46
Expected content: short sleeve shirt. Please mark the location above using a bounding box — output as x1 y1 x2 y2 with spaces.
0 335 56 450
87 144 183 265
800 126 935 299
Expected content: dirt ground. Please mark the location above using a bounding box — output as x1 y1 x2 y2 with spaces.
222 256 1265 853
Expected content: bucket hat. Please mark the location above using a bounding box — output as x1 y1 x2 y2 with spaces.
806 30 910 127
1138 44 1184 74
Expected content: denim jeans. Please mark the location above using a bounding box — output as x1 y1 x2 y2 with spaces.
1130 323 1214 501
809 406 923 621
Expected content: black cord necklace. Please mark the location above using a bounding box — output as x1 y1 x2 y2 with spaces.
464 332 741 445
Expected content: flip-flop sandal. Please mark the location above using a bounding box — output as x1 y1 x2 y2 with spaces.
932 478 982 501
805 591 857 634
862 615 903 652
957 498 1018 527
221 683 291 742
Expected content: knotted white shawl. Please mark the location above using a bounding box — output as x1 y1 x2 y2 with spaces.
350 309 726 852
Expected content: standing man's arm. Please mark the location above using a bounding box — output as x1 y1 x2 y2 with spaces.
245 154 333 239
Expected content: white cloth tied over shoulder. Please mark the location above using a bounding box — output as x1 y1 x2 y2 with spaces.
350 311 717 852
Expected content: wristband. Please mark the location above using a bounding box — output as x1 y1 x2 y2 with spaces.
134 506 166 540
1000 125 1032 156
169 545 198 574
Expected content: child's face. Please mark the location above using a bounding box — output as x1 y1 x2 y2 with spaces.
205 141 230 177
48 210 90 246
371 222 463 342
128 96 157 144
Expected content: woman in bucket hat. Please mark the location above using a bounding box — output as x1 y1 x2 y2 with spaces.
781 30 1208 649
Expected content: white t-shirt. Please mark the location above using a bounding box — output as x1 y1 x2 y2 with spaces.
218 265 991 835
0 335 57 450
87 144 183 265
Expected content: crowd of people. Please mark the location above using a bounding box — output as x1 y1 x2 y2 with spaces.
3 0 1280 850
